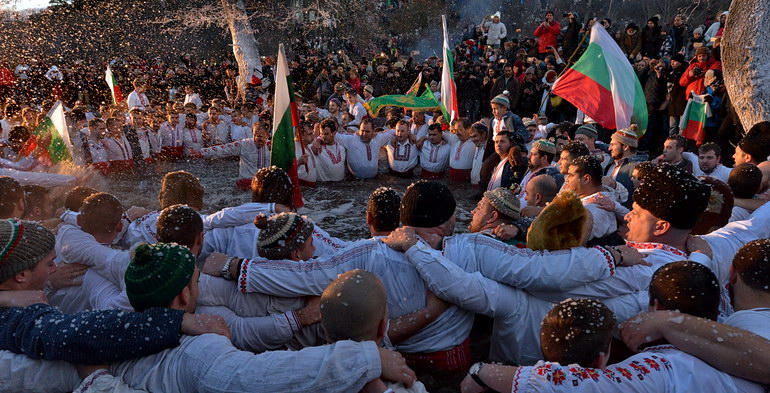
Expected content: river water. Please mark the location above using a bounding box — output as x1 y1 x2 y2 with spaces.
96 158 479 240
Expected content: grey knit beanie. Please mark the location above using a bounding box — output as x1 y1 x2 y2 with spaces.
0 219 56 283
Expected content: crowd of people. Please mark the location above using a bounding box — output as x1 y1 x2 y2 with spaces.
1 4 770 393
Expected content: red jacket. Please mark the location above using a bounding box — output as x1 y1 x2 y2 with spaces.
679 59 721 98
534 21 561 54
0 67 15 86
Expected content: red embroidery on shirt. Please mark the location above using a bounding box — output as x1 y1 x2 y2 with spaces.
551 369 566 385
324 144 343 164
644 358 660 371
625 241 688 258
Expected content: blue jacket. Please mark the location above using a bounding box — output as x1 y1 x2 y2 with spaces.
0 303 184 364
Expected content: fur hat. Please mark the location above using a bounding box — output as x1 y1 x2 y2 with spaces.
633 164 711 230
737 121 770 162
575 124 598 140
484 187 521 220
527 191 587 251
491 92 510 108
611 125 640 148
125 243 196 311
255 213 315 260
691 177 734 235
523 117 537 127
400 181 456 228
532 139 558 155
0 219 55 283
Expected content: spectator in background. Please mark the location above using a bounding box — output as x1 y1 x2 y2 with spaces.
534 11 561 59
486 15 508 49
561 12 582 60
620 23 642 60
671 14 690 54
641 17 662 59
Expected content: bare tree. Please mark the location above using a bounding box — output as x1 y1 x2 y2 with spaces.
723 0 770 131
222 0 262 103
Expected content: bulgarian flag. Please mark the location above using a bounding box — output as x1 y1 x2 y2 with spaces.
679 92 712 146
440 15 458 122
270 43 304 208
105 65 123 104
19 101 73 165
552 23 648 134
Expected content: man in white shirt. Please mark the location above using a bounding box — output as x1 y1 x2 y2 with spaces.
385 119 419 178
343 89 367 132
126 79 150 111
295 121 318 187
418 124 451 179
183 85 203 110
181 113 204 155
727 163 762 222
336 118 395 179
229 108 252 141
195 121 271 190
691 142 732 182
201 106 231 146
444 118 476 182
564 155 618 241
312 118 347 182
409 111 430 139
469 122 489 186
158 111 183 160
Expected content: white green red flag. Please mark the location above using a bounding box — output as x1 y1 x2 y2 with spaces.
105 65 123 104
679 92 712 146
552 23 647 134
440 15 458 122
270 43 303 208
20 101 72 165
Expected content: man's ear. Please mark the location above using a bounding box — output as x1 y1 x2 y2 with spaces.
653 219 671 237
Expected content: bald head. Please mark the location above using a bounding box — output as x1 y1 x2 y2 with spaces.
526 174 558 207
320 269 387 343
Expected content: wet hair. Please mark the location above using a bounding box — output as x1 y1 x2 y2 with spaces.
22 185 50 217
88 118 106 128
320 118 337 132
570 156 603 187
733 239 770 294
649 261 721 320
367 187 400 233
728 163 763 199
64 186 99 212
158 171 204 211
0 176 24 218
561 140 589 159
698 142 721 157
452 118 470 129
79 193 124 235
157 204 203 250
251 166 294 210
665 135 687 150
540 298 615 367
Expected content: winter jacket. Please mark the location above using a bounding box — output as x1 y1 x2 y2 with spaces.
620 30 642 58
679 58 721 98
534 21 561 54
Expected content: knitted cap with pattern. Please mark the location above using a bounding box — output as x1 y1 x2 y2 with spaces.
125 243 196 311
611 126 640 148
532 139 558 155
400 181 456 228
491 92 510 108
484 188 521 220
0 219 55 283
575 124 598 140
633 164 711 230
255 213 315 260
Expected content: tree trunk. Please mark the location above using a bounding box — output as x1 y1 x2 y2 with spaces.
221 0 264 104
723 0 770 132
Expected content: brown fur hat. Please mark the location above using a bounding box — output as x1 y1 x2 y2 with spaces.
527 191 588 251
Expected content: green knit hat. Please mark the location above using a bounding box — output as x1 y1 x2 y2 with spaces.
125 242 196 311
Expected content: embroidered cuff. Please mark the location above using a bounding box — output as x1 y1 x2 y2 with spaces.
238 259 251 293
595 246 616 276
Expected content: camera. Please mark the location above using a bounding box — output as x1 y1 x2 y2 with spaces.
692 67 703 76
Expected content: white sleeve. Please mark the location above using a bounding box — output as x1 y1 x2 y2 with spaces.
703 201 770 285
405 241 525 318
200 140 242 159
0 168 75 187
453 235 616 291
0 351 80 393
57 225 130 288
76 369 148 393
373 129 397 147
310 224 350 257
196 306 300 353
202 202 275 230
441 131 459 145
241 242 374 296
